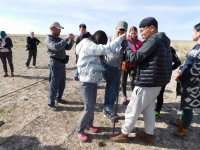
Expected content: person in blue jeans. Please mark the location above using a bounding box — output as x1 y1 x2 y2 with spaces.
102 21 129 121
45 21 74 109
76 30 125 142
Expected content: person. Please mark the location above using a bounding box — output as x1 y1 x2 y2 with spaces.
121 26 142 105
75 30 126 142
25 31 40 68
0 31 14 77
102 21 129 121
74 23 91 81
155 46 181 119
45 21 74 108
172 22 200 137
112 17 172 144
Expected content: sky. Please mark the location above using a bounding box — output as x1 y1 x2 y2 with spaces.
0 0 199 40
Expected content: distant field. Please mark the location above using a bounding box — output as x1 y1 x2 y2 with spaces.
9 35 196 62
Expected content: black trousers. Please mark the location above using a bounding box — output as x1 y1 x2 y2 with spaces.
0 52 14 73
121 67 136 97
26 50 37 67
155 85 166 112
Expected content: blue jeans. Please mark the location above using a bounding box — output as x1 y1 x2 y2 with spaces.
76 82 97 134
102 64 121 109
48 65 66 105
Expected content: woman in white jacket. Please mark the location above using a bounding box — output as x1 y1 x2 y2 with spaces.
75 30 125 142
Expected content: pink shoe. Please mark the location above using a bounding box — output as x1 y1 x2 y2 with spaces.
90 126 98 133
78 133 88 142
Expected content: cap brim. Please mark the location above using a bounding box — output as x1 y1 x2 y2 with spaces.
55 26 64 29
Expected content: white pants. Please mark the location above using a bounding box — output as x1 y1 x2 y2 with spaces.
121 86 161 135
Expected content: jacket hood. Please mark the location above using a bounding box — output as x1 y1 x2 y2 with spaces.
155 32 170 48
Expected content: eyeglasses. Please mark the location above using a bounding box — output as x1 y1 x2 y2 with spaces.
139 26 150 33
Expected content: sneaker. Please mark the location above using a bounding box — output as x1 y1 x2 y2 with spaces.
111 133 129 143
48 104 56 108
74 76 79 81
136 131 153 145
89 126 99 133
78 133 88 142
103 107 117 122
155 111 160 119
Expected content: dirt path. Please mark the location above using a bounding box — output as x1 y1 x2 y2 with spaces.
0 37 199 150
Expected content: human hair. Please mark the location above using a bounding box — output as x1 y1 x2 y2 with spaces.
194 23 200 32
129 26 138 33
89 30 108 45
79 23 86 29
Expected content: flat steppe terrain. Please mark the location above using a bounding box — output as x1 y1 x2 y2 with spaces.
0 35 199 150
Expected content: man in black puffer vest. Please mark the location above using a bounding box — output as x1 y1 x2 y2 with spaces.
112 17 172 144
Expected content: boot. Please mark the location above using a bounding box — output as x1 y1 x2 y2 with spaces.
3 72 8 77
136 131 154 145
175 128 188 137
111 133 129 143
171 119 183 128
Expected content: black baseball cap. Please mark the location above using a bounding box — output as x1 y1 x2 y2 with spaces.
139 17 158 28
79 23 86 29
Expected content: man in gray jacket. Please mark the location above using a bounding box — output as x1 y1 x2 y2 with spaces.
112 17 172 144
45 21 74 108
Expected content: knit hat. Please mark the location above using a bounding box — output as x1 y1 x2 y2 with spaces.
116 21 128 32
139 17 158 28
0 31 7 38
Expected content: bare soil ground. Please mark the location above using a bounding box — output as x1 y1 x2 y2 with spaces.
0 36 199 150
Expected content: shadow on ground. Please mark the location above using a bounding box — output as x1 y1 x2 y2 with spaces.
0 135 65 150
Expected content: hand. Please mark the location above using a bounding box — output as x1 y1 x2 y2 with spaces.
175 70 181 82
67 33 75 42
120 33 126 40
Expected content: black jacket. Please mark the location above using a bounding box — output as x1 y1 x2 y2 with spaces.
75 32 91 45
171 46 181 70
0 37 13 52
126 32 172 87
26 36 40 50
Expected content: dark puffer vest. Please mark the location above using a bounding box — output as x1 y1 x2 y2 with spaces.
126 32 172 87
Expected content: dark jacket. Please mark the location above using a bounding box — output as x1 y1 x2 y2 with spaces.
171 46 181 70
126 32 172 87
179 44 200 109
0 37 13 52
45 35 73 67
26 36 40 50
76 32 91 45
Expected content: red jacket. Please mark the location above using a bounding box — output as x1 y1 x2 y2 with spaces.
126 36 142 68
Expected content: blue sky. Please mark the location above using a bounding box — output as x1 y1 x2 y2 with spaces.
0 0 199 40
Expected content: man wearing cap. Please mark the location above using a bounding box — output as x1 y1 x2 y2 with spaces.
45 21 74 108
112 17 172 144
102 21 129 121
